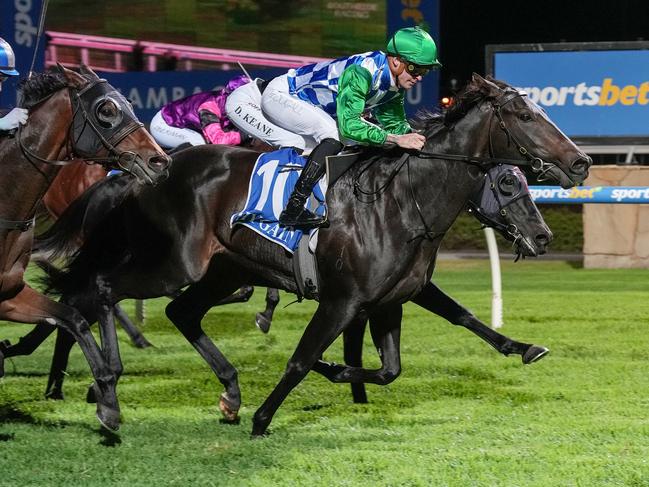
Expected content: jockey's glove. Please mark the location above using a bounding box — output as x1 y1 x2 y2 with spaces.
0 107 28 131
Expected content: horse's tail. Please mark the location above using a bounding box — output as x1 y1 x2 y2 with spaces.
33 174 134 261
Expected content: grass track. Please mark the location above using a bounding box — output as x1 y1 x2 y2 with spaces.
1 259 648 486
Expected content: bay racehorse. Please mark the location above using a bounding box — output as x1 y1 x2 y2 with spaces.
32 74 589 434
0 63 170 429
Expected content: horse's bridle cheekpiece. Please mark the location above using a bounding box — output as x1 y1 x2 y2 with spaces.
17 76 143 172
71 78 144 171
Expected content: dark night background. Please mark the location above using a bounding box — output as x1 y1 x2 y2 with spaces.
438 0 649 97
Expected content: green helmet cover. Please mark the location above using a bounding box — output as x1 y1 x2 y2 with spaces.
386 26 441 68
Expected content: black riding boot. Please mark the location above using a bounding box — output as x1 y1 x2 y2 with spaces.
279 138 343 229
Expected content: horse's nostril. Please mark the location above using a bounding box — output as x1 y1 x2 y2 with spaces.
571 156 591 174
535 234 550 246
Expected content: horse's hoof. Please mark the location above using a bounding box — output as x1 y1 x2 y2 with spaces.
96 405 121 432
255 313 271 334
133 338 153 349
0 339 10 352
45 390 64 401
86 384 97 404
218 393 240 424
522 345 549 364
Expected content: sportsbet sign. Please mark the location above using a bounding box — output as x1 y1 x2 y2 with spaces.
487 42 649 141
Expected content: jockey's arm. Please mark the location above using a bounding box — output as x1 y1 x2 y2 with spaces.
336 64 393 146
198 100 242 145
372 97 411 135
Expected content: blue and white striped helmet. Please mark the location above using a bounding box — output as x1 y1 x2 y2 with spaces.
0 37 19 76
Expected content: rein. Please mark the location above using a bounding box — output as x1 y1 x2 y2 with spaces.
353 89 549 243
416 91 556 178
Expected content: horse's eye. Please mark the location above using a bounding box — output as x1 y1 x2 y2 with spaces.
518 112 533 122
95 100 122 128
498 175 521 196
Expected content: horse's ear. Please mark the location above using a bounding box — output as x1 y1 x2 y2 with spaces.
79 63 100 80
57 64 86 87
472 72 501 99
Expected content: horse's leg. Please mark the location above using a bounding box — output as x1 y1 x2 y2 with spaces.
344 319 368 403
252 300 361 436
309 314 369 403
215 285 254 305
44 327 76 400
0 324 56 377
114 303 153 348
311 306 403 386
255 288 280 334
413 282 548 364
0 286 120 431
165 275 244 423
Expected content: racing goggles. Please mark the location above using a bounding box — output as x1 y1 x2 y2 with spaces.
401 61 432 78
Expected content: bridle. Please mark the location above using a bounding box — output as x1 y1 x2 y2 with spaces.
417 89 557 180
468 165 530 254
1 76 145 233
17 77 144 172
353 88 556 242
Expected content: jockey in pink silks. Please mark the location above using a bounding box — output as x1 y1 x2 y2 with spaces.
150 75 250 149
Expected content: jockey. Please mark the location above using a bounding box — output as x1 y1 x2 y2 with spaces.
225 26 441 229
150 74 250 149
0 37 28 132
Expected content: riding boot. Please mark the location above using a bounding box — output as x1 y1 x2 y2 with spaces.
279 138 343 229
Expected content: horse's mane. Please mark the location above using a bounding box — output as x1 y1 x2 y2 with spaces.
18 71 69 109
411 75 511 133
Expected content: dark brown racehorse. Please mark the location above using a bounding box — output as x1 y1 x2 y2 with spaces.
0 64 170 429
19 160 550 405
33 74 590 435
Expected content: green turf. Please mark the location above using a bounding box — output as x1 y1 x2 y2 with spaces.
1 260 648 486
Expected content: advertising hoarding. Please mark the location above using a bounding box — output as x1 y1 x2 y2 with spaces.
487 42 649 144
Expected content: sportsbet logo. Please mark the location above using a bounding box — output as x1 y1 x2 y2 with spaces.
521 79 649 107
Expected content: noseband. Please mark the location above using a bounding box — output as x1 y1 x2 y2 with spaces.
17 78 144 172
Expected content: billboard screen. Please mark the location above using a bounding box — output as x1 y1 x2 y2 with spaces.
487 42 649 143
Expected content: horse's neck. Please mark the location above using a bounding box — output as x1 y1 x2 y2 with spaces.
0 90 72 219
407 110 490 234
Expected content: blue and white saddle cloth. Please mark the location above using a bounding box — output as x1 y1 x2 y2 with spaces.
230 148 327 253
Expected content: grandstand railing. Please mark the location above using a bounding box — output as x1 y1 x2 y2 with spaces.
45 31 330 72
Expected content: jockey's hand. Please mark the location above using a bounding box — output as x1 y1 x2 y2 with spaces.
385 132 426 151
0 108 28 131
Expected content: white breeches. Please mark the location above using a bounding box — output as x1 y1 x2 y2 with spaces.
149 111 205 148
225 75 339 152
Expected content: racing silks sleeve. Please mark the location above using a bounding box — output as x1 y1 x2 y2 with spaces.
371 96 412 136
336 64 409 146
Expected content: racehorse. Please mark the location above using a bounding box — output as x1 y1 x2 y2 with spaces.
31 74 590 434
0 63 170 429
17 160 550 404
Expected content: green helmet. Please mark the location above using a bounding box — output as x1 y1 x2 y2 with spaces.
386 26 441 68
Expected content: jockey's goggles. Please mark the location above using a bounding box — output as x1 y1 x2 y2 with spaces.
401 61 432 78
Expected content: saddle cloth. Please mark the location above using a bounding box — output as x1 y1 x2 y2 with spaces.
230 148 327 253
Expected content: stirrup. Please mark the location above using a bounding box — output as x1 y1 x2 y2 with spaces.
279 208 327 229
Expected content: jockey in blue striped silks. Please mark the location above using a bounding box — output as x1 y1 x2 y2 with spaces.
226 27 441 229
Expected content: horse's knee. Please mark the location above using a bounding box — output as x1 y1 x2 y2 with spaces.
377 366 400 385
